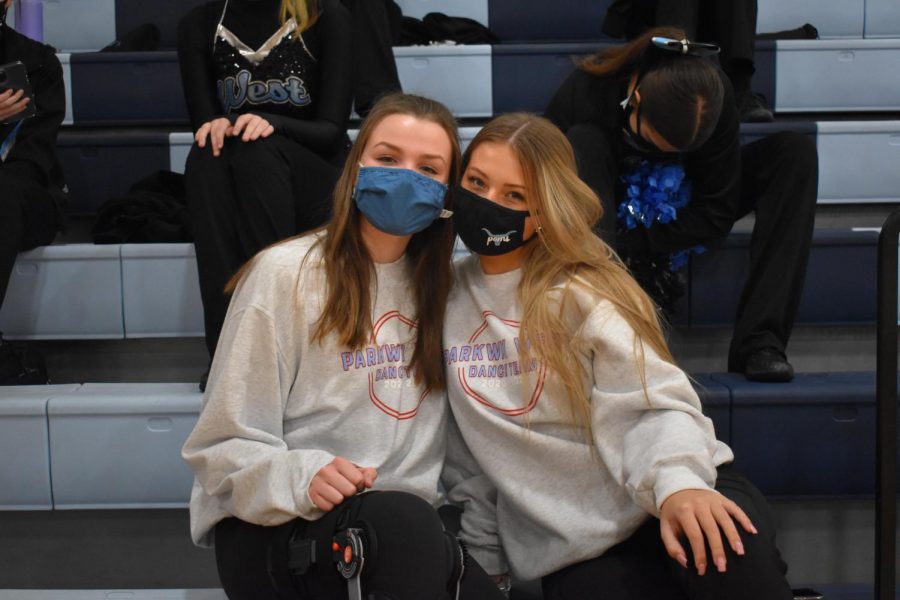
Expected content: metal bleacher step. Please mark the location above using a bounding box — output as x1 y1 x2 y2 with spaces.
0 228 885 340
54 41 900 128
19 0 900 52
0 371 892 511
53 120 900 218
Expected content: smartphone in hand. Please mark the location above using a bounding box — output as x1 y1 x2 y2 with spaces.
0 61 37 123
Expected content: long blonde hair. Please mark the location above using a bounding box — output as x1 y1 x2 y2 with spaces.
281 0 319 35
463 113 674 435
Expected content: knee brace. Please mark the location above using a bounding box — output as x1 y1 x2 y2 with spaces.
274 496 468 600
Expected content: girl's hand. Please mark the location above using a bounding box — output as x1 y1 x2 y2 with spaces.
195 117 233 157
308 456 377 512
231 113 275 142
659 488 757 576
0 88 30 122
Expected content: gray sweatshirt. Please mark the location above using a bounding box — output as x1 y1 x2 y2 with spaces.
183 235 448 546
442 256 734 580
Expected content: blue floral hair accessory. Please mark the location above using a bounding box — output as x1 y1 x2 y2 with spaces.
618 160 706 271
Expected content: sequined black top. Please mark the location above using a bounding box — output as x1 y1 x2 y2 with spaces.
177 0 352 157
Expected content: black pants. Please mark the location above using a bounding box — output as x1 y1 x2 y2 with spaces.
602 0 757 69
0 171 59 310
542 466 792 600
341 0 402 117
184 134 342 357
566 126 818 368
214 491 506 600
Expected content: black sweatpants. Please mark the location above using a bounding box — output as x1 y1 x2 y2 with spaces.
542 466 792 600
565 126 818 369
602 0 758 76
0 171 59 310
184 134 342 358
340 0 402 117
214 491 506 600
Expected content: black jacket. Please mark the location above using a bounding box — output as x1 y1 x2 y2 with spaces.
0 24 67 211
545 65 741 255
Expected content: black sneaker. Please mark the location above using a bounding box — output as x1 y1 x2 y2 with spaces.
737 91 775 123
743 348 794 383
0 336 49 385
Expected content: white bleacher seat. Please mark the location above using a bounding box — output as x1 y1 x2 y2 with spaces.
394 0 488 24
0 245 124 340
866 0 900 37
395 45 493 118
817 121 900 203
121 244 204 338
756 39 900 112
757 0 864 38
48 383 201 509
42 0 117 53
0 384 81 511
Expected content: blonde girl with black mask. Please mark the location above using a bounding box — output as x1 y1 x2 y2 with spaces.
183 94 506 600
443 113 793 599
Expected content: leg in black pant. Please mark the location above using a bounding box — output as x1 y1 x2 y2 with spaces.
542 466 792 600
727 132 818 374
340 0 402 117
0 172 59 309
215 491 506 600
185 135 340 358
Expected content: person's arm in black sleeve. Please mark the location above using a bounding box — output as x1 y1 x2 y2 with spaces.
620 81 742 256
544 68 581 134
254 0 352 156
2 46 65 186
177 6 223 131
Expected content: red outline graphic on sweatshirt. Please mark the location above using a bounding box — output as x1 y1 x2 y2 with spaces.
367 310 429 420
457 311 546 417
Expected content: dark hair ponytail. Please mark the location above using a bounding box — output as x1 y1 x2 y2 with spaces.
580 27 725 150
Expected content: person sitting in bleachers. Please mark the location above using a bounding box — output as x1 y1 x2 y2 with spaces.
177 0 354 387
0 0 67 385
545 28 819 382
603 0 775 122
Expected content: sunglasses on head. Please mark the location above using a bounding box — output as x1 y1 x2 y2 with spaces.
650 36 721 57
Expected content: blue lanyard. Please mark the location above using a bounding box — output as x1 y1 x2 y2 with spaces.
0 121 24 162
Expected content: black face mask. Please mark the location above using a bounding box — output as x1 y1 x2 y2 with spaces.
453 186 533 256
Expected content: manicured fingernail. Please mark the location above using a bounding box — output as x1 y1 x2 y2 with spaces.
698 563 706 576
735 541 745 555
677 554 688 568
716 557 727 572
751 526 758 534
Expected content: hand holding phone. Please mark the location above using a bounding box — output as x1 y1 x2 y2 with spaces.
0 61 36 124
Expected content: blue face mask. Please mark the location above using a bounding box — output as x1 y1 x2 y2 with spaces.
353 166 452 236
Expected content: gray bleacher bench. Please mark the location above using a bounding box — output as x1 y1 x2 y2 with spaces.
48 383 200 509
0 384 80 510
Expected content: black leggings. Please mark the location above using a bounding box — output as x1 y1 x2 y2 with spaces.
214 491 506 600
542 466 793 600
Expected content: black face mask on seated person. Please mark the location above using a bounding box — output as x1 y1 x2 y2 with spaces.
453 186 534 257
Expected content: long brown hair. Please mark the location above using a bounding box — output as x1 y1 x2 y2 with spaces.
463 113 674 435
581 27 724 150
314 93 461 390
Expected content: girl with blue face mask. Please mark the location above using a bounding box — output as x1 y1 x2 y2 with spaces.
183 93 506 600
